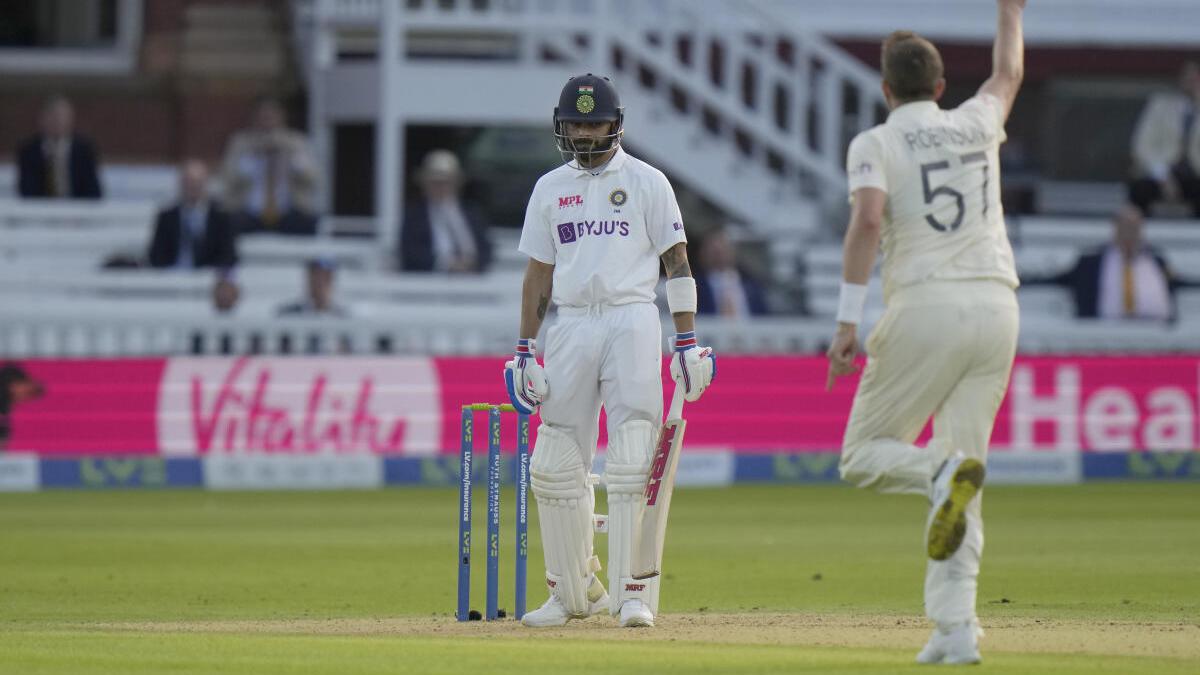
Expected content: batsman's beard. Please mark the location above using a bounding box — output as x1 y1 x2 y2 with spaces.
569 138 614 168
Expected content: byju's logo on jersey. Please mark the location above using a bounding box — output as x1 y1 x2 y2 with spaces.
556 220 631 244
558 195 583 209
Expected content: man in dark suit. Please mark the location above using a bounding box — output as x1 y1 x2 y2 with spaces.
16 96 102 199
695 227 769 317
399 149 493 273
147 160 238 269
1028 204 1190 321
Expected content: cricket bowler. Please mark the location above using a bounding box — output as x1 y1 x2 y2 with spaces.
825 0 1028 664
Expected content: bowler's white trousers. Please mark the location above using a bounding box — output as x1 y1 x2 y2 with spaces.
838 279 1019 626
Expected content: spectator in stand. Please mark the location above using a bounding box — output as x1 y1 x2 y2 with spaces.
1027 204 1195 322
220 98 321 235
147 160 238 269
189 269 241 355
399 149 493 273
278 258 349 318
1128 61 1200 218
695 226 769 317
16 96 102 199
212 268 241 315
0 362 46 452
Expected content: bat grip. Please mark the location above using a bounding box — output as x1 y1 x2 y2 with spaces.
666 380 686 421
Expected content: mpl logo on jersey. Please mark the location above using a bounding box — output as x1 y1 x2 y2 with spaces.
156 357 442 456
556 220 631 244
558 194 583 209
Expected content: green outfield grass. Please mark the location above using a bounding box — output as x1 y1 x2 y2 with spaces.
1 483 1197 674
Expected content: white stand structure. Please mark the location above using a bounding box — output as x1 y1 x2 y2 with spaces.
293 0 886 259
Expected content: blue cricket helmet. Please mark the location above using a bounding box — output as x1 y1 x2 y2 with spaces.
553 73 625 168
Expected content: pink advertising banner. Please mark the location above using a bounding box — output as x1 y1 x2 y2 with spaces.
4 356 1199 456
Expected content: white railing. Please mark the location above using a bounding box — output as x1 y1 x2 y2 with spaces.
0 267 525 315
5 305 1200 357
0 307 520 357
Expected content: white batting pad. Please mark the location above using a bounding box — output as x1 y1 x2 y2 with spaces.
531 424 596 616
603 420 655 613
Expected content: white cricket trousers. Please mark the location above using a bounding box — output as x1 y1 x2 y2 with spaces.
540 301 664 467
838 279 1018 625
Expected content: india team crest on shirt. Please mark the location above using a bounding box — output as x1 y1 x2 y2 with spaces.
609 188 628 207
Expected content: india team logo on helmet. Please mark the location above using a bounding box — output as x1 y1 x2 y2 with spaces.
576 83 596 113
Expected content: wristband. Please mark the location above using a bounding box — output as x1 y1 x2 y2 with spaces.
673 330 697 352
835 282 868 325
515 338 534 358
666 277 697 314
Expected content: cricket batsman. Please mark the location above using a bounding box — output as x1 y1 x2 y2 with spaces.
505 73 715 628
825 0 1028 664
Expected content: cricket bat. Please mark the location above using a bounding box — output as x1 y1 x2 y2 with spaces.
631 382 687 580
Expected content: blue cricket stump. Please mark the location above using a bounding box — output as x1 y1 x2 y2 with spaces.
486 406 501 620
456 406 474 621
515 413 530 620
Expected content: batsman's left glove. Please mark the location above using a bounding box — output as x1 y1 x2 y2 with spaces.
504 338 549 414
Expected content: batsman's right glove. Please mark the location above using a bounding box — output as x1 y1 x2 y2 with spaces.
670 331 716 402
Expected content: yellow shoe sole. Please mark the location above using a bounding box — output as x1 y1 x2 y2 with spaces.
927 460 985 561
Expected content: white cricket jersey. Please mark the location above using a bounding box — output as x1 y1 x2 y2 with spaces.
846 94 1019 303
519 147 687 307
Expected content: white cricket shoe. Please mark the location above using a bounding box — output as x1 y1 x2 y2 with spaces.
618 599 654 628
926 452 985 561
915 620 983 665
520 577 608 628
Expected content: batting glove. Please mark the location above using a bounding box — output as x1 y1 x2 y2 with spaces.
669 331 716 402
504 338 549 414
